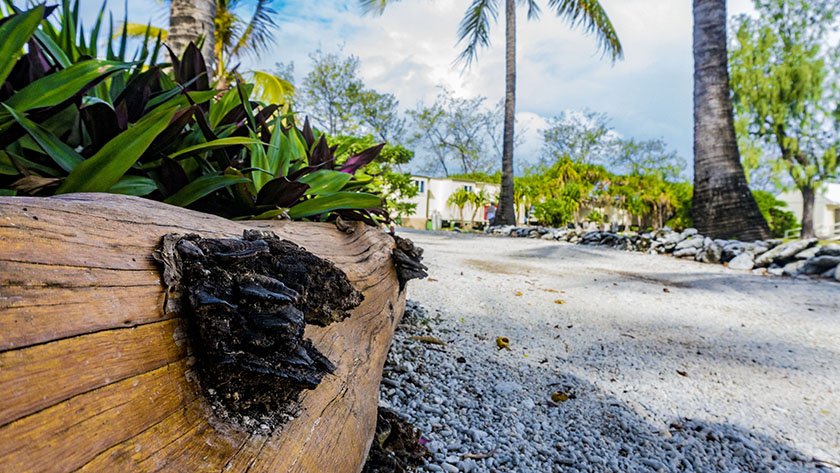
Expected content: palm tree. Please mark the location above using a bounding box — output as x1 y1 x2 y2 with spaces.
691 0 768 239
468 188 491 228
168 0 216 74
447 188 473 228
145 1 277 81
361 0 623 226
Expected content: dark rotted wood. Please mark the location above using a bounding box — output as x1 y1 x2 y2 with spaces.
0 193 406 473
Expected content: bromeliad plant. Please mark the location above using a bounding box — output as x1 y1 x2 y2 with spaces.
0 2 389 224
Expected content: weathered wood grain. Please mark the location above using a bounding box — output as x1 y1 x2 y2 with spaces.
0 193 405 473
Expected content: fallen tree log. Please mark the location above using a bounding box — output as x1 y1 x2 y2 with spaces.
0 193 406 472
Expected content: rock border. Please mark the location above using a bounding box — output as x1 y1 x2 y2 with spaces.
487 226 840 283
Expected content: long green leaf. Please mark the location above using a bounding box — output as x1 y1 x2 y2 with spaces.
33 28 72 68
288 192 382 219
2 104 84 172
88 0 107 57
5 60 131 111
0 151 19 175
208 87 240 128
285 126 307 168
298 170 352 196
0 5 45 86
266 114 284 176
249 133 271 191
109 175 158 196
168 137 261 160
57 103 178 194
164 174 250 207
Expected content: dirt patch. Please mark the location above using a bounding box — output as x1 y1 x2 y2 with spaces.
464 258 534 275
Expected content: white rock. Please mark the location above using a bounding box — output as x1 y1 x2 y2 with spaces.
728 253 755 271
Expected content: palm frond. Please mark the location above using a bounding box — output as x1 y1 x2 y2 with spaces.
520 0 541 20
547 0 623 61
358 0 398 16
118 22 168 40
456 0 499 67
230 0 277 58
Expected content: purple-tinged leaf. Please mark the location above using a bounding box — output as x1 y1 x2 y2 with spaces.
301 117 315 148
177 42 210 92
310 134 333 169
256 177 309 208
80 101 122 154
339 143 385 174
159 157 189 196
115 67 159 122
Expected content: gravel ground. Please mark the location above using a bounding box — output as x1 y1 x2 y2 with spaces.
379 230 840 472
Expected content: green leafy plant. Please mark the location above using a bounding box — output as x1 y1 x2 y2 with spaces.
0 4 390 225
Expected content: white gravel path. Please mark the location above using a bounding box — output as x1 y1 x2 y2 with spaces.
380 230 840 472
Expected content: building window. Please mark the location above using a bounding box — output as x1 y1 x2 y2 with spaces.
414 180 425 193
463 185 473 192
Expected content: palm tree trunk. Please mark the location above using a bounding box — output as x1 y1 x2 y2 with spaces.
493 0 517 226
691 0 768 240
800 184 816 239
168 0 216 79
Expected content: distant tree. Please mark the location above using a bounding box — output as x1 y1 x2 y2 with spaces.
299 50 405 142
331 135 418 221
299 50 365 136
730 0 839 238
358 89 405 143
612 138 686 181
361 0 623 227
692 0 769 240
407 88 498 176
541 110 619 165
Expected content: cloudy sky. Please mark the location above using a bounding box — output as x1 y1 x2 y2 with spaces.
79 0 758 173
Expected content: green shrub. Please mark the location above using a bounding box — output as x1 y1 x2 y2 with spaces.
533 198 575 227
752 190 798 238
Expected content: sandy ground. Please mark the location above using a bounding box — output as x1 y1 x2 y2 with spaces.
399 229 840 466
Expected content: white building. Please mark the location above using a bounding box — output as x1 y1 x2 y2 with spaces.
402 176 516 230
400 175 635 231
776 182 840 239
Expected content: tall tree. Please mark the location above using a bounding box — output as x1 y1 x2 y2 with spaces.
213 0 278 79
541 109 619 165
361 0 623 226
692 0 769 240
168 0 216 75
298 50 404 140
147 1 278 81
299 50 365 136
730 0 839 238
407 88 498 176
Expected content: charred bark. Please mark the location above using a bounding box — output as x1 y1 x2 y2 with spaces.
392 236 429 291
363 408 429 473
154 230 362 432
